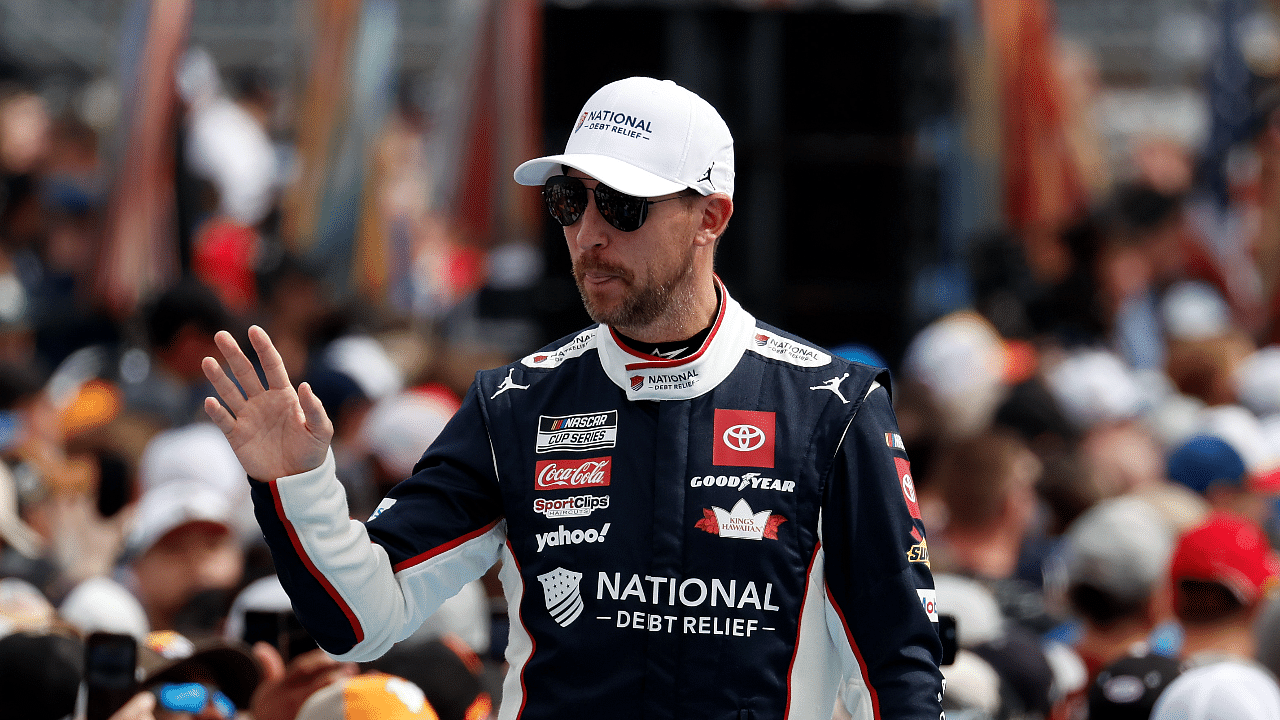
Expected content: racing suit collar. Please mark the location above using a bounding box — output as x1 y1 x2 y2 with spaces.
597 276 754 401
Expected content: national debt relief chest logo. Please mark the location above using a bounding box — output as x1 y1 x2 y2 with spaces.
538 567 584 627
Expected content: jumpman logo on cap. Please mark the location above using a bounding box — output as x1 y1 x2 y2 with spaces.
699 162 714 189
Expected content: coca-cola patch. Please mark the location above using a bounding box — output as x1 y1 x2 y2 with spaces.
535 457 612 490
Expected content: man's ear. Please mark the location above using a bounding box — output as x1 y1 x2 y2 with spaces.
694 193 733 247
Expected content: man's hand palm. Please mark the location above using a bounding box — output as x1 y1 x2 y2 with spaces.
203 326 334 482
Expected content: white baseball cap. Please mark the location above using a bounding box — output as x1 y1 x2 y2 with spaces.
514 76 735 199
125 480 235 556
1151 660 1280 720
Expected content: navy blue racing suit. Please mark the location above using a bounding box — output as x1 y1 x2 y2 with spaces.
251 280 944 720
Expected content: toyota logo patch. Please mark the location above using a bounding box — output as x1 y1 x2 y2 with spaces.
712 409 776 468
723 424 766 452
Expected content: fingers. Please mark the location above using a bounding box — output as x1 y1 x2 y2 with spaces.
252 641 287 683
202 356 246 415
281 648 358 687
213 330 266 398
204 395 236 435
298 382 335 444
249 324 294 392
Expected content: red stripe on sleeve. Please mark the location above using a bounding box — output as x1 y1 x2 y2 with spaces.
825 585 881 720
270 482 365 644
391 518 504 573
505 540 534 720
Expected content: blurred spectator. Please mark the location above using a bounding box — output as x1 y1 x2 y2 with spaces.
969 627 1058 720
364 638 492 720
922 430 1055 636
1169 513 1280 662
1078 421 1168 499
992 376 1078 465
121 480 243 634
1166 434 1279 527
178 47 277 229
253 253 331 381
1150 660 1280 720
223 575 316 660
1043 349 1146 436
59 575 149 640
1161 281 1256 407
934 572 1073 719
1087 652 1181 720
137 422 255 544
922 430 1042 582
354 385 459 519
1058 496 1176 680
941 649 1003 720
935 573 1007 650
123 280 230 430
1255 592 1280 681
901 312 1010 440
295 672 440 720
1093 182 1191 372
0 576 54 635
0 630 83 720
1235 345 1280 420
136 630 261 718
323 334 405 405
222 576 358 720
0 454 46 578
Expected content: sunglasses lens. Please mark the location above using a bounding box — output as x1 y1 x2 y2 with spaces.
543 176 587 226
593 184 646 232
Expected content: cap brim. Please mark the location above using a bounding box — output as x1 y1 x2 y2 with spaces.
141 642 262 709
514 153 688 197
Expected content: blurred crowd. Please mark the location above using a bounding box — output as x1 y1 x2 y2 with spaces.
6 6 1280 720
883 95 1280 717
0 42 503 720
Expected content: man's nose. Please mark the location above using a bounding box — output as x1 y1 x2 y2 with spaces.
571 191 611 249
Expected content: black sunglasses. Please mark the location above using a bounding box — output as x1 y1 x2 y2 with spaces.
542 175 691 232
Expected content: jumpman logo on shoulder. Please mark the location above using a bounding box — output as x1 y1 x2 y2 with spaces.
810 372 851 404
491 368 530 399
699 162 714 189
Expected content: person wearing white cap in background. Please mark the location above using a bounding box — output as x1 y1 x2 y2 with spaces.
121 480 242 633
137 422 257 542
202 77 943 719
1150 660 1280 720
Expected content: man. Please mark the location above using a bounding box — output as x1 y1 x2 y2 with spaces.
123 480 243 634
1060 496 1175 679
202 77 943 719
1168 512 1280 662
1166 433 1280 528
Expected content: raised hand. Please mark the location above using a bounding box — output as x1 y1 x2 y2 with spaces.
202 325 334 482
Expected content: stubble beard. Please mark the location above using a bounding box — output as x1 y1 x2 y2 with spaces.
573 242 698 333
